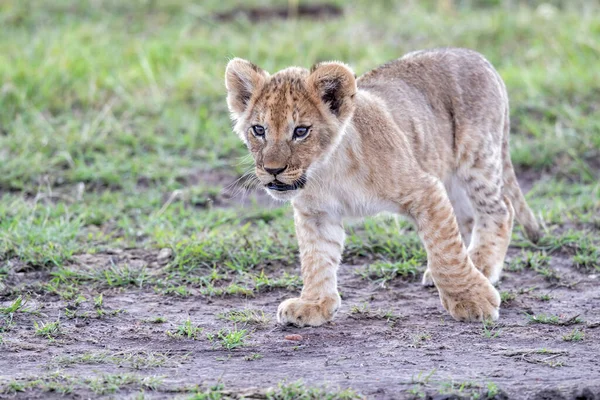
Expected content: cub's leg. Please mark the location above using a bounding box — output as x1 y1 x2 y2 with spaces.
404 175 500 321
277 206 343 327
457 152 515 284
422 179 475 287
447 180 476 246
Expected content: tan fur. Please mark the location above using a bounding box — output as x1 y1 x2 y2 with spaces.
225 48 542 327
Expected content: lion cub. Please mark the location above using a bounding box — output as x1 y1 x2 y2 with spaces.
225 48 541 326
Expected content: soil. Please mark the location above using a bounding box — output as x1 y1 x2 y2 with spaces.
1 177 599 399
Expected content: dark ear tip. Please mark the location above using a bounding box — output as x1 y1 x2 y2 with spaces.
310 62 323 74
248 61 261 73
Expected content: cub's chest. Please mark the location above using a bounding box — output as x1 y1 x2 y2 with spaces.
303 178 398 218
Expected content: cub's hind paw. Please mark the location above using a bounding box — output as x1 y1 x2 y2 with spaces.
277 296 340 327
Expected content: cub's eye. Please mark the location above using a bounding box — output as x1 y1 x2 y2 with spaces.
252 125 265 137
293 126 310 140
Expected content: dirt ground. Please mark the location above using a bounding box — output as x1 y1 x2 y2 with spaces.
1 178 599 400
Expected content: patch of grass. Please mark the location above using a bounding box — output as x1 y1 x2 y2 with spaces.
244 353 263 361
187 383 228 399
86 374 163 395
408 369 437 386
437 380 504 399
48 264 149 291
34 320 61 339
1 374 360 398
267 381 361 400
159 284 191 297
562 328 584 342
102 264 148 288
527 230 599 262
0 372 164 396
526 313 583 326
486 382 501 398
52 351 187 370
349 303 402 325
509 251 561 282
482 320 501 339
95 307 125 319
64 308 82 319
0 203 83 267
500 291 517 303
93 293 103 308
199 282 255 297
214 326 249 350
508 251 558 280
43 281 80 300
0 296 27 315
346 221 427 264
537 293 554 301
72 294 87 307
144 316 167 324
3 380 27 394
166 318 202 340
356 259 420 285
438 380 480 396
217 309 270 327
254 271 303 292
172 221 297 274
186 380 361 400
524 182 600 227
526 313 560 324
407 370 503 399
409 332 432 348
573 241 600 271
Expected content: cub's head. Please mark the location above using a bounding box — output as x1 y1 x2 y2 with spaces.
225 58 356 201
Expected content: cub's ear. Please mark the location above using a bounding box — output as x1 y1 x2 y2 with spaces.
307 61 356 119
225 58 269 119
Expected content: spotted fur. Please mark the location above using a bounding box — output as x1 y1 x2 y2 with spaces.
225 48 542 326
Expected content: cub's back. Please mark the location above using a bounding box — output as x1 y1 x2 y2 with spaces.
357 48 505 113
355 48 508 176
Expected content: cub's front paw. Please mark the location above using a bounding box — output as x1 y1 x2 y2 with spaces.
277 295 340 327
438 271 501 322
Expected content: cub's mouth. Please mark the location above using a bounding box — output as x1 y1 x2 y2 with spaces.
266 175 307 192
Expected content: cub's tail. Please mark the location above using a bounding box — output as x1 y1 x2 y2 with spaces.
501 108 542 243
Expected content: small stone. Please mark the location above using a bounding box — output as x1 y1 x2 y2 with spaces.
157 248 173 264
284 334 303 341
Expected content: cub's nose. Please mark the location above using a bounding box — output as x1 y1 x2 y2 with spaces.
264 165 287 176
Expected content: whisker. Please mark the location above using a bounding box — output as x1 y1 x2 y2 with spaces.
223 167 259 199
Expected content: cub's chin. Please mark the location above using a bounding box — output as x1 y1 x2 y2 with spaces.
265 188 300 202
263 176 307 201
